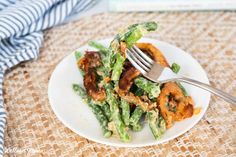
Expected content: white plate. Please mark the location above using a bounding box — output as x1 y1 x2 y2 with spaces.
48 38 211 147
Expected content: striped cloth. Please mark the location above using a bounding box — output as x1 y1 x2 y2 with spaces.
0 0 97 155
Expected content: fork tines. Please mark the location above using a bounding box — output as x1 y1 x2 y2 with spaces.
126 45 154 75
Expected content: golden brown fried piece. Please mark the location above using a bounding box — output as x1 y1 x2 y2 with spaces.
78 51 101 72
119 67 140 94
79 51 106 101
157 82 193 128
175 96 194 120
136 43 169 67
84 69 106 101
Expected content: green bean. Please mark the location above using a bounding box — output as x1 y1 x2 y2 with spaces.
90 104 112 138
131 123 143 132
88 41 115 74
110 36 121 54
88 41 115 77
111 22 158 49
111 53 126 81
88 41 110 55
106 88 131 142
120 98 130 126
129 106 144 127
158 116 166 134
147 110 166 140
73 83 106 106
134 77 160 99
123 22 158 46
171 63 181 74
72 84 112 138
101 103 112 121
72 84 89 102
75 51 83 60
135 88 144 97
130 84 144 97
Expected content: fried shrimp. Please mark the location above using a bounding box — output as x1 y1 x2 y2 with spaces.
157 82 193 128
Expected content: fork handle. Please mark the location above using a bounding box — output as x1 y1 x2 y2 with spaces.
164 77 236 105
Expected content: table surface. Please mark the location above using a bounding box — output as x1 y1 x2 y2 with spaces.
3 12 236 156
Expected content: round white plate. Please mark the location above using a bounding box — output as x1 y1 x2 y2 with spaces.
48 38 211 147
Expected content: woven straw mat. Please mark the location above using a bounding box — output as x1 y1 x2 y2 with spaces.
3 12 236 157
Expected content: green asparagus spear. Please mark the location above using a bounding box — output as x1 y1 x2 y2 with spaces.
134 77 160 99
120 98 130 126
72 84 112 138
171 63 180 74
147 109 166 139
129 106 144 127
106 87 131 142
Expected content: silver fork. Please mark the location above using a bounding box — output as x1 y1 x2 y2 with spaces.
127 45 236 105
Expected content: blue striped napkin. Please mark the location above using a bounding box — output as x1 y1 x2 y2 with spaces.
0 0 97 155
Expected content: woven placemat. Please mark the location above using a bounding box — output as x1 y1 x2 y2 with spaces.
3 12 236 156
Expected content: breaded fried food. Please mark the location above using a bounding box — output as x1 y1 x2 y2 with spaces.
136 43 169 67
78 51 101 72
84 69 106 101
157 82 193 128
78 51 106 101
